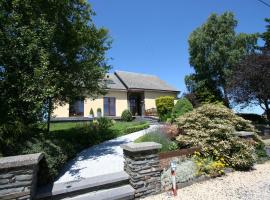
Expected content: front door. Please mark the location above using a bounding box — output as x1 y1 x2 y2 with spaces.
128 92 144 116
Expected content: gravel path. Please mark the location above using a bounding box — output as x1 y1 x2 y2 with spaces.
143 161 270 200
55 125 160 183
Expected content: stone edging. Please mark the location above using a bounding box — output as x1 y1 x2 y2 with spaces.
0 153 44 170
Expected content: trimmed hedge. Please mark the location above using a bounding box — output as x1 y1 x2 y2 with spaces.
125 123 150 134
156 96 175 121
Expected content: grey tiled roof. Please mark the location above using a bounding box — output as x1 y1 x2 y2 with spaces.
104 73 126 90
114 71 179 92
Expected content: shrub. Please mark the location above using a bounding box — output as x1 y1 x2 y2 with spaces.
237 113 268 124
121 109 133 122
175 103 258 170
135 127 177 152
192 151 226 177
161 159 196 190
171 97 193 120
89 108 94 116
125 123 150 134
96 117 113 130
160 124 179 140
155 96 175 121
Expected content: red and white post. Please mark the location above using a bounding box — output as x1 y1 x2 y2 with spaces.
170 161 177 196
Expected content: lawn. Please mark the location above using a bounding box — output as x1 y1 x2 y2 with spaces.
49 120 148 134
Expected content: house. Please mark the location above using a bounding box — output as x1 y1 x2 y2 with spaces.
52 70 180 118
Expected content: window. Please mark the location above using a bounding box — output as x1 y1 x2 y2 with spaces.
104 97 116 116
69 99 84 117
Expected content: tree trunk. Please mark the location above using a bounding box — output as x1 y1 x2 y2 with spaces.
223 88 230 108
264 100 270 123
47 97 52 132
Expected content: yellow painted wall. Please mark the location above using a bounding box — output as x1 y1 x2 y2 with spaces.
84 90 128 117
52 90 177 117
144 91 177 110
52 103 69 117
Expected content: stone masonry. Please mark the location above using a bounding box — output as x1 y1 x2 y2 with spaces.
0 153 44 200
121 142 162 199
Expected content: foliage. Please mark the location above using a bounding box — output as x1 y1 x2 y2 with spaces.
0 119 150 184
184 75 223 105
227 19 270 121
160 124 179 140
135 128 177 152
89 108 94 116
0 0 110 130
171 97 193 121
124 123 150 134
161 159 196 189
237 113 268 124
183 92 201 108
187 12 258 105
121 109 133 122
175 103 258 170
262 18 270 48
97 108 102 113
155 96 175 121
192 151 226 177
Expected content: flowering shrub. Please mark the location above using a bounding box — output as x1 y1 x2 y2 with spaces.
175 103 258 170
160 124 179 140
193 151 226 177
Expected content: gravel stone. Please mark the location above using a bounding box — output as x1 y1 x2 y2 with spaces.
143 161 270 200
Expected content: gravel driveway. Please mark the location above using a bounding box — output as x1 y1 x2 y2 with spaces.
55 125 160 183
143 161 270 200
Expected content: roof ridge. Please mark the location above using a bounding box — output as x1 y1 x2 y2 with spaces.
115 70 158 78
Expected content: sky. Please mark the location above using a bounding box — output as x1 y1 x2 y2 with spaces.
89 0 269 114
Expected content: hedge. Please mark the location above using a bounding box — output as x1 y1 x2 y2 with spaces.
125 123 150 134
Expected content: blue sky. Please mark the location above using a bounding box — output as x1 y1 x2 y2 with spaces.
89 0 269 114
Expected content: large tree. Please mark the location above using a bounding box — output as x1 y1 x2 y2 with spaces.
0 0 110 128
187 12 257 106
227 19 270 121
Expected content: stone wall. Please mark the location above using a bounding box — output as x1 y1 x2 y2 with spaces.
0 153 44 200
121 142 162 199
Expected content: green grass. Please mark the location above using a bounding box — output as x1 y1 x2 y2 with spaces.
49 122 91 131
135 129 177 152
49 120 148 133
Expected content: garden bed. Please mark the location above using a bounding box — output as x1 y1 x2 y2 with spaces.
159 147 200 169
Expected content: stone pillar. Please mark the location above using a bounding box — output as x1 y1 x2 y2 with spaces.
121 142 162 199
0 153 44 200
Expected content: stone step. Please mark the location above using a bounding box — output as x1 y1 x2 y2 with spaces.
62 185 135 200
35 171 132 200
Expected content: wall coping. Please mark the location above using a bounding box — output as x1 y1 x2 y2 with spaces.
121 142 162 152
0 153 44 169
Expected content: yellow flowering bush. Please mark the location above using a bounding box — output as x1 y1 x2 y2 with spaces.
176 103 258 170
193 151 226 177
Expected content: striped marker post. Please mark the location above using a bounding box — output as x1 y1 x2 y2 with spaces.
170 161 177 196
